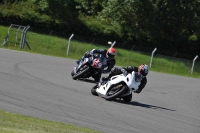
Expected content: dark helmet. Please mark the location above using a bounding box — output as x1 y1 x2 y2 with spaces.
106 47 116 59
138 64 149 76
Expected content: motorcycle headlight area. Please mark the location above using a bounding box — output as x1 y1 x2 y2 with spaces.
92 59 102 68
97 62 102 68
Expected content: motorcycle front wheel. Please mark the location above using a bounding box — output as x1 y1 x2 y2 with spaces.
72 65 90 80
91 84 98 96
71 70 75 76
104 84 127 101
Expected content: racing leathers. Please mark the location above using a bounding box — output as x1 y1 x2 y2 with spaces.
78 49 116 82
102 66 147 93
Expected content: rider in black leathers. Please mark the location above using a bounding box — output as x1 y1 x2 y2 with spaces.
102 64 149 93
77 48 116 83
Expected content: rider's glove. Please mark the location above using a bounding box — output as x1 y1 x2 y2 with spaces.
84 51 90 57
133 88 142 94
121 69 127 76
90 49 95 55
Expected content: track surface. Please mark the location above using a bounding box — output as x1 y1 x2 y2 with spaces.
0 48 200 133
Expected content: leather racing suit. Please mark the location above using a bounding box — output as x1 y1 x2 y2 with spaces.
79 49 116 82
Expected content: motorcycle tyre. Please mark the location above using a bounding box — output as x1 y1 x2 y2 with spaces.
91 85 98 96
105 85 127 101
72 66 90 80
122 93 132 102
71 70 75 76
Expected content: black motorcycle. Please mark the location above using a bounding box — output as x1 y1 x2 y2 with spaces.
71 54 103 80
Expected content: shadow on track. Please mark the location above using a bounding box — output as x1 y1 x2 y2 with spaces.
114 99 176 111
77 78 97 84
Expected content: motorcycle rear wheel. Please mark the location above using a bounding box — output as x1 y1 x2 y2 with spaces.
105 84 127 101
122 93 132 102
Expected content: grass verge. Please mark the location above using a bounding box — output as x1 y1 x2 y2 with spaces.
0 110 100 133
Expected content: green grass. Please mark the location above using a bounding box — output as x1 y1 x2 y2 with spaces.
0 110 100 133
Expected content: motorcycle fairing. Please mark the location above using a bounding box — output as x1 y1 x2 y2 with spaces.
74 58 90 73
96 71 141 97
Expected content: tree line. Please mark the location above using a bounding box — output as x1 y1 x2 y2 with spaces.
0 0 200 59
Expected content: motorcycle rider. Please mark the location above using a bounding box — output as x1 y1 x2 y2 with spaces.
102 64 149 93
76 47 116 83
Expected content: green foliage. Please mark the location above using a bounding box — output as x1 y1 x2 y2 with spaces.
0 0 53 24
99 0 137 32
38 0 49 11
0 0 200 59
75 0 104 16
80 16 121 39
189 34 198 41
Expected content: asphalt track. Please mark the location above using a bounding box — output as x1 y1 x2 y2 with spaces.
0 48 200 133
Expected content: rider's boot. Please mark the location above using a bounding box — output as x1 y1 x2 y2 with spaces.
76 60 81 64
102 77 109 81
101 77 109 85
93 75 100 84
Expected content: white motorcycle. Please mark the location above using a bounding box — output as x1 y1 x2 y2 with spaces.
91 71 141 102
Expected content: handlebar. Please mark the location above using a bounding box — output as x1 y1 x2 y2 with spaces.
121 69 128 76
